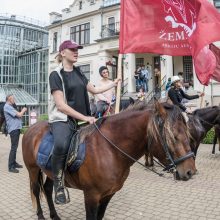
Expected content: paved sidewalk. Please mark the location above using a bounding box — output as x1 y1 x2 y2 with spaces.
1 133 220 220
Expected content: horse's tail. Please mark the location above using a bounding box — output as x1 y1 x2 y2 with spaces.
29 169 44 209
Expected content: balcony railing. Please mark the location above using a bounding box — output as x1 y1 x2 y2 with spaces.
103 0 120 7
101 22 120 39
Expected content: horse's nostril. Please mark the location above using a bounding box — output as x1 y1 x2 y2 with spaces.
187 170 192 178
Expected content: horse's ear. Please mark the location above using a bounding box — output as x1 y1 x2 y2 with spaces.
154 100 167 119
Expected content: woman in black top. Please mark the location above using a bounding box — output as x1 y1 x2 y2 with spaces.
168 76 204 114
49 40 120 205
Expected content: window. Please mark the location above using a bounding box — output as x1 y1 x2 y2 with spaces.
70 23 90 45
107 17 115 36
79 1 82 10
136 58 144 69
78 64 90 80
53 32 58 52
183 56 193 82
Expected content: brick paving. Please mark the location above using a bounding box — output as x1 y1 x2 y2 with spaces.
1 133 220 220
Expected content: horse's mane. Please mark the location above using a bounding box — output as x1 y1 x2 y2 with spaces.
147 102 189 148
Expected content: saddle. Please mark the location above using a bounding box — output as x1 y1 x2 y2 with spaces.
37 129 86 173
37 118 105 173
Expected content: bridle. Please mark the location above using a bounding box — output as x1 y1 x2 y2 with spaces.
154 117 195 172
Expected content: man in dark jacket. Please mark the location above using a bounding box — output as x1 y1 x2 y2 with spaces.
168 76 204 113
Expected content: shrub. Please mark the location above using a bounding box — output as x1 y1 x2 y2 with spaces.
21 126 29 134
38 114 48 121
202 128 215 144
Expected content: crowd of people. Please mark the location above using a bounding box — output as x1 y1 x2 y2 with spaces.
134 65 151 93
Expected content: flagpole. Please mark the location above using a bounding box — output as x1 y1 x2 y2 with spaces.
211 79 213 106
199 85 205 108
115 54 123 113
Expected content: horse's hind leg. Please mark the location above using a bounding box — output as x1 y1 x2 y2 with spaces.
29 167 45 220
97 193 115 220
43 177 60 220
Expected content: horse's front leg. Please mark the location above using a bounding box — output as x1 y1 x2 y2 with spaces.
84 192 100 220
97 193 115 220
144 151 154 167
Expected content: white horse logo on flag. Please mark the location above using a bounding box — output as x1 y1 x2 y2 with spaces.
162 0 197 37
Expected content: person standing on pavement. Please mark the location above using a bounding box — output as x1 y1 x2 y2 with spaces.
49 40 120 205
134 66 141 92
3 94 27 173
141 65 150 92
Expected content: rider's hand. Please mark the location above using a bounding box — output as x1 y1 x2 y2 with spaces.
85 116 96 124
113 78 121 86
199 92 205 97
22 107 27 112
185 108 192 114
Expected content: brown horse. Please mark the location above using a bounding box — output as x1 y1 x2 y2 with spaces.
22 102 196 220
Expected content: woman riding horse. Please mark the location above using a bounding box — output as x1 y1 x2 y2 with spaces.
168 76 204 114
48 40 120 205
22 101 196 220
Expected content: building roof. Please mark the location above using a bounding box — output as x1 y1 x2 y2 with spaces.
0 86 38 106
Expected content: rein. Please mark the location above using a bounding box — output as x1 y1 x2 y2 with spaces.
93 123 164 177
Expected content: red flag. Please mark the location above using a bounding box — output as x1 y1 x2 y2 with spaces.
193 46 216 85
119 0 220 85
120 0 220 56
209 44 220 83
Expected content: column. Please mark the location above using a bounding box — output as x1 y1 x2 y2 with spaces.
160 55 173 80
124 53 136 93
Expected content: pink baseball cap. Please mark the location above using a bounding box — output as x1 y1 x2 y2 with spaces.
59 40 83 52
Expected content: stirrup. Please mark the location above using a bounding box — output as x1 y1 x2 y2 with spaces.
55 185 70 205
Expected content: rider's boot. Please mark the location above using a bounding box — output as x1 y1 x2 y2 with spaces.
51 154 70 205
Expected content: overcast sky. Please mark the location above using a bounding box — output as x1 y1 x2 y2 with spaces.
1 0 73 24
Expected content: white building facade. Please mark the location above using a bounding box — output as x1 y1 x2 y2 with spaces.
48 0 220 105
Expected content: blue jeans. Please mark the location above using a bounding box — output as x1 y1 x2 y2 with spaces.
8 129 20 169
140 79 148 92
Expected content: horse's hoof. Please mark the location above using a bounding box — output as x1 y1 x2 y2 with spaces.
38 215 45 220
52 216 61 220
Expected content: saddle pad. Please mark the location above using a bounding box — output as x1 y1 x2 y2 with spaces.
36 131 86 172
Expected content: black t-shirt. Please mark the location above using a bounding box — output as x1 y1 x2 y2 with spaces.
168 88 199 111
49 67 90 116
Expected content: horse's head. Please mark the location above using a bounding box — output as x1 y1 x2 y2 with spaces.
147 102 196 181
